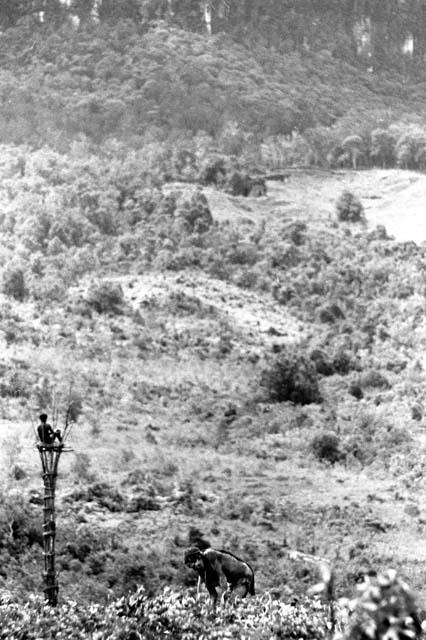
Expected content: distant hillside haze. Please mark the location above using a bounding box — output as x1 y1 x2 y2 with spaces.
0 3 426 160
0 2 425 174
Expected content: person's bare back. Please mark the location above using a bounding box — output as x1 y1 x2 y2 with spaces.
184 547 255 608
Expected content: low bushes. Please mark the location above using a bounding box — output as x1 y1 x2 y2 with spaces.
2 265 27 301
84 281 125 315
318 303 345 323
336 190 365 223
360 369 391 390
226 172 267 197
310 431 342 464
0 589 331 640
174 190 213 234
341 411 411 467
260 350 322 405
63 482 126 513
198 155 229 186
309 344 360 377
0 570 420 640
0 363 32 399
344 570 422 640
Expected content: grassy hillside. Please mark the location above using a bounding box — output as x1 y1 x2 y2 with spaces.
0 140 426 615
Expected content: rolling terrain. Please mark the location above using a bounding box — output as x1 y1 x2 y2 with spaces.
1 164 426 616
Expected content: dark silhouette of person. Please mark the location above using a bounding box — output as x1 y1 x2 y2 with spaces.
37 414 62 445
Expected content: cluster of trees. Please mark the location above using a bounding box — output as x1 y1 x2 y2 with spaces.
337 122 426 170
257 117 426 171
2 1 426 71
318 121 426 170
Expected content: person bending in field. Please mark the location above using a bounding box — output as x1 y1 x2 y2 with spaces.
184 547 255 609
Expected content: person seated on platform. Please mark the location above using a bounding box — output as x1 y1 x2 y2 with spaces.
37 414 62 445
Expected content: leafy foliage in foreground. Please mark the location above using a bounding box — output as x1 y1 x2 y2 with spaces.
0 588 330 640
343 570 422 640
0 570 421 640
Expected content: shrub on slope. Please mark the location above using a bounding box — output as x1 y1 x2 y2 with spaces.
260 350 323 405
336 191 365 223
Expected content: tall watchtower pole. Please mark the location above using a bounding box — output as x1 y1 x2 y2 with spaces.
35 409 72 606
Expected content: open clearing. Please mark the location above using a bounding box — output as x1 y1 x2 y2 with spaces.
277 168 426 242
199 168 426 243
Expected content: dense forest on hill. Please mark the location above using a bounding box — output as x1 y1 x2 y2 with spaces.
1 1 426 174
4 0 426 70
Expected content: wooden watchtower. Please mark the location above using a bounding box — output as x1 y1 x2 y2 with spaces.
34 409 73 606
